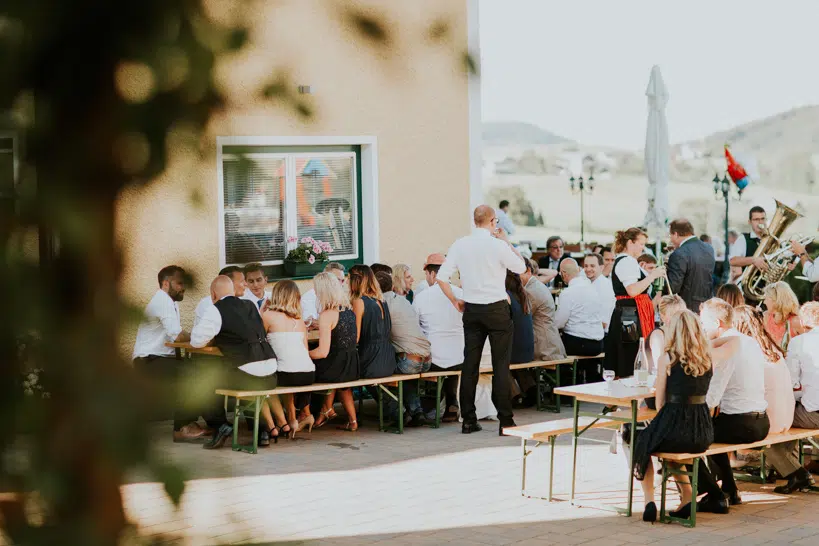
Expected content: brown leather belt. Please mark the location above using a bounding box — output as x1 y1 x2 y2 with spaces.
668 394 706 404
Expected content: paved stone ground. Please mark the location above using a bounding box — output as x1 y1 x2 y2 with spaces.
121 401 819 545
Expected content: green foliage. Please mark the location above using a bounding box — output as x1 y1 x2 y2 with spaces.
285 237 332 264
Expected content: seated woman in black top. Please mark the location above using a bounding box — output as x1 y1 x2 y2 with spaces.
350 265 395 381
505 271 536 404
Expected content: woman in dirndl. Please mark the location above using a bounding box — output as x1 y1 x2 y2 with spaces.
603 227 666 378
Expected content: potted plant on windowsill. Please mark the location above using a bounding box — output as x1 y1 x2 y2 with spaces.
283 236 333 277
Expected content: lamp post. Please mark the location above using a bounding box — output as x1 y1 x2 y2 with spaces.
713 172 737 284
569 167 595 249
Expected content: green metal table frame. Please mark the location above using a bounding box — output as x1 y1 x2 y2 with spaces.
537 360 578 413
569 399 640 516
520 435 559 501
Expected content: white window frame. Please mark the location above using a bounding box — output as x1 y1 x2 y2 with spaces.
216 136 379 269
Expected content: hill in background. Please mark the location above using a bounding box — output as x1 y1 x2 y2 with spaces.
482 121 570 147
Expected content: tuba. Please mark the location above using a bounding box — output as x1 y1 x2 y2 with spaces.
739 200 812 302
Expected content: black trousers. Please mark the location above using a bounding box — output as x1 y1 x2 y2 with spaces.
431 363 463 407
460 301 514 425
698 411 770 496
561 333 604 383
134 355 202 430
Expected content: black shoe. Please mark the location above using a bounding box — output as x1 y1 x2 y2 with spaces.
669 503 691 519
203 424 232 450
441 406 459 423
642 502 657 522
696 493 729 514
774 468 815 494
408 413 427 428
723 489 742 506
258 429 270 447
462 422 483 434
499 420 517 436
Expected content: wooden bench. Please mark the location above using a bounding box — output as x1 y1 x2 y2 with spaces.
654 428 819 528
504 408 658 501
215 374 421 454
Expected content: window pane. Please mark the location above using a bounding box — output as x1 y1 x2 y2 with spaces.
223 156 285 264
295 155 357 258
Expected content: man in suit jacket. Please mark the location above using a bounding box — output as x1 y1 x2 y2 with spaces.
667 219 716 313
537 236 572 288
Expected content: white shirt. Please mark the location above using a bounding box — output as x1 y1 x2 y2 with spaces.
194 295 213 327
413 284 465 368
786 329 819 412
706 329 768 414
132 290 182 359
495 208 516 235
300 289 319 321
728 231 759 261
242 287 271 312
802 259 819 283
613 254 643 287
413 280 430 296
554 276 604 341
190 296 277 376
590 275 616 331
438 228 526 304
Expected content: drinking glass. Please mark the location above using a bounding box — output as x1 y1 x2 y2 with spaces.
603 370 615 388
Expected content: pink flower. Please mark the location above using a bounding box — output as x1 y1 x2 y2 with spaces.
287 236 297 243
312 244 322 254
321 242 333 252
308 255 316 264
301 237 311 244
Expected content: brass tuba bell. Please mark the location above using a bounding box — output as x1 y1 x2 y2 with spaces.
738 200 809 302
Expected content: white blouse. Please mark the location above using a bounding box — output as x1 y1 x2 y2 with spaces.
266 327 315 374
613 254 643 287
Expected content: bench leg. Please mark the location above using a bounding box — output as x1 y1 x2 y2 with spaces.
549 435 556 502
690 459 698 527
435 377 443 428
232 397 241 451
378 387 384 431
521 439 527 496
398 381 404 435
570 398 579 504
554 364 561 414
660 460 668 522
625 400 637 518
760 450 767 482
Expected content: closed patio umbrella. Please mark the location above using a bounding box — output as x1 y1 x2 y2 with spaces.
643 65 670 256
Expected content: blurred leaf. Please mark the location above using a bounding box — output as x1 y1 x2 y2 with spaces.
294 100 313 120
189 187 204 209
226 28 248 51
149 459 187 507
463 51 479 76
345 8 390 46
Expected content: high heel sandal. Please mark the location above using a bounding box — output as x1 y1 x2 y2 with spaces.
270 426 280 444
292 415 315 439
315 408 337 428
337 420 358 432
279 423 292 440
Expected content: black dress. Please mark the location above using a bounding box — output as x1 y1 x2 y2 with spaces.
358 296 396 379
632 363 714 480
313 309 360 383
604 255 650 378
508 290 535 364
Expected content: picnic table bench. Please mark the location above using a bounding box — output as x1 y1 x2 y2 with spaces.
654 427 819 528
504 408 657 501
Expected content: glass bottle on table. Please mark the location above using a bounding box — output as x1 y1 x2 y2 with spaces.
634 337 649 386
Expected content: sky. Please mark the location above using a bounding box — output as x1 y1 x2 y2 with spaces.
479 0 819 150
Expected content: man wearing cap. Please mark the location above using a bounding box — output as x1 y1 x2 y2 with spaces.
437 205 527 435
413 253 465 422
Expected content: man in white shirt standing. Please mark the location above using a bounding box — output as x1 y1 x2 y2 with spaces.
194 265 247 327
764 302 819 494
132 266 202 442
584 253 615 332
556 260 604 381
438 205 526 435
242 263 271 312
729 206 769 275
413 253 465 422
789 239 819 283
698 298 770 514
495 199 516 236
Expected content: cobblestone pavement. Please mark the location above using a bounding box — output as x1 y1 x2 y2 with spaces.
122 401 819 545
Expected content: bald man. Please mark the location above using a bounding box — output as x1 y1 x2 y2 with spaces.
437 204 526 436
191 275 278 449
555 259 605 380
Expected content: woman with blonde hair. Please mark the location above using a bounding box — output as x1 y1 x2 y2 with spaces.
648 295 688 372
733 305 794 434
349 264 395 381
309 272 360 430
763 281 805 350
716 283 744 308
391 263 416 303
262 280 316 439
631 310 715 522
603 227 667 378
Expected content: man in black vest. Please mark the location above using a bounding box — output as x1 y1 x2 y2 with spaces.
729 206 768 275
666 219 716 313
191 275 278 449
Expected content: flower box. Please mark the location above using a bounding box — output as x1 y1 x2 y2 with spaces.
283 259 326 278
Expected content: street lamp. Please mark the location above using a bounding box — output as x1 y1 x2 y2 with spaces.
713 172 740 284
569 167 595 249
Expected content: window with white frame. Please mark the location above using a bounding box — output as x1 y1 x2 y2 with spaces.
219 145 361 274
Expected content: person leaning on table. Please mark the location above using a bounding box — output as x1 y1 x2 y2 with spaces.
437 204 526 436
763 302 819 494
190 275 279 450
